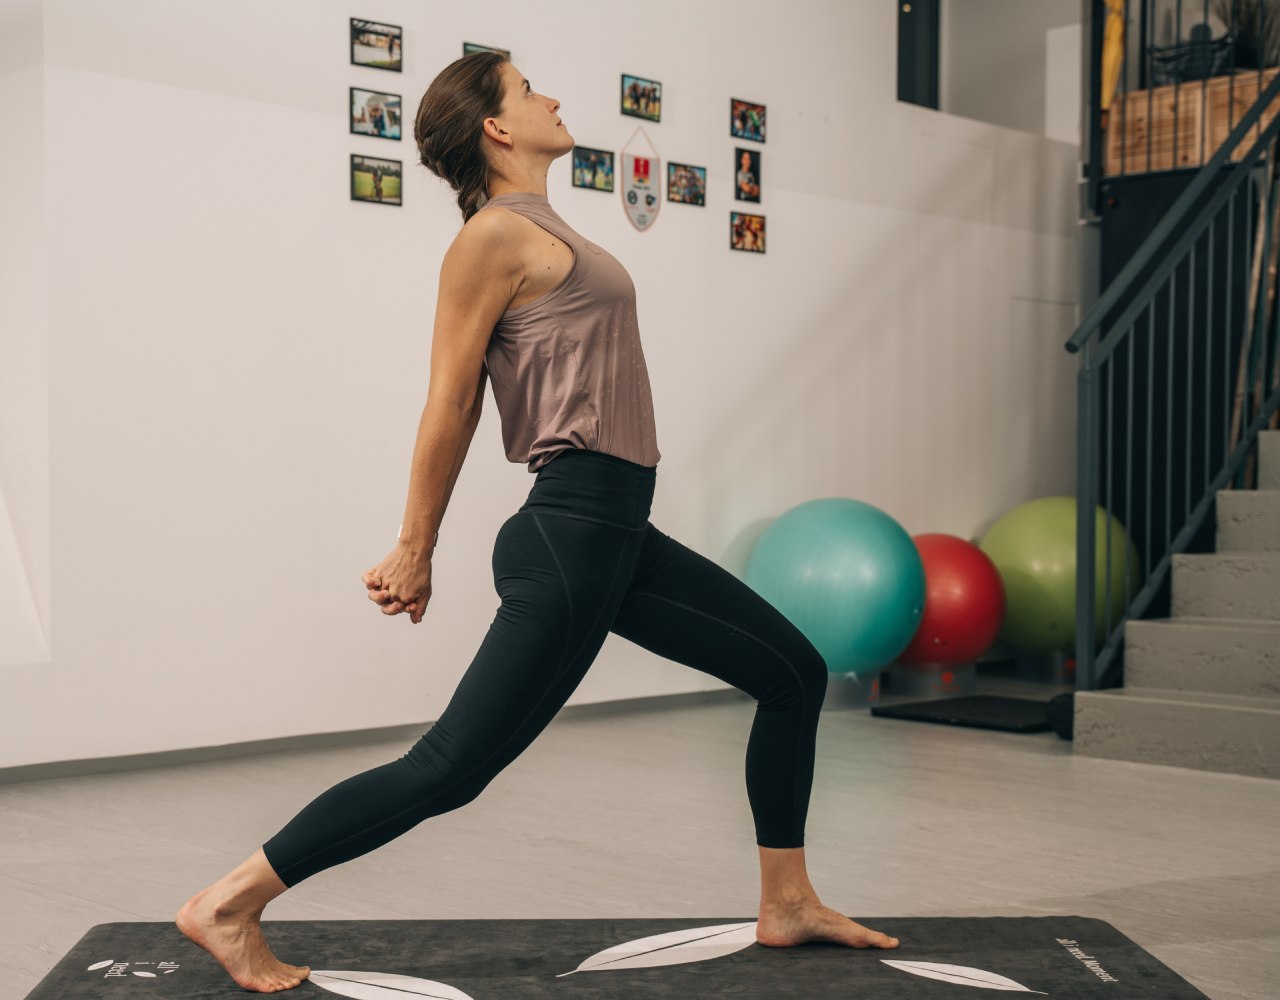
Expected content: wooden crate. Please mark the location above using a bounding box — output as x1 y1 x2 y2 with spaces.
1105 82 1205 176
1104 68 1280 177
1205 67 1280 162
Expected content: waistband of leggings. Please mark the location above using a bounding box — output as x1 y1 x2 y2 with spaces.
518 448 656 529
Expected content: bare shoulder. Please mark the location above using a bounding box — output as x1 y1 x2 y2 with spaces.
446 205 524 276
457 203 524 249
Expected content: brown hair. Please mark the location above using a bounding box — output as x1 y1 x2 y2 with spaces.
414 51 510 224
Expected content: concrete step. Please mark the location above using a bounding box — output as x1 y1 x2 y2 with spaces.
1216 489 1280 552
1261 430 1280 489
1171 552 1280 620
1125 617 1280 698
1073 686 1280 779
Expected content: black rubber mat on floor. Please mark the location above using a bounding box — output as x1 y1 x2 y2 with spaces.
26 914 1209 998
869 695 1053 732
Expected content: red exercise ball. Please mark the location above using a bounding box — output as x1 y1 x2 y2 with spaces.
899 533 1006 664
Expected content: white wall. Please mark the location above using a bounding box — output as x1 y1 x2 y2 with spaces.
941 0 1082 138
1046 22 1084 146
0 0 51 670
0 0 1080 770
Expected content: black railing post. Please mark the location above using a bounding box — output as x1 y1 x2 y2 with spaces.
1076 342 1099 692
1088 0 1106 216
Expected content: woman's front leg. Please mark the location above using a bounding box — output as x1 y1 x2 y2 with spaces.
606 526 901 952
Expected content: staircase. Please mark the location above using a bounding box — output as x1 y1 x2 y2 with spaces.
1073 430 1280 779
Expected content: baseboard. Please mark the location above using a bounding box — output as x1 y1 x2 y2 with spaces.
0 687 753 788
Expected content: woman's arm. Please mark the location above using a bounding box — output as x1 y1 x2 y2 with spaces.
397 399 470 555
399 209 515 554
433 367 487 548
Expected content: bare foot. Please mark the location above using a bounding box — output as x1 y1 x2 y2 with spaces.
756 898 901 949
176 885 311 993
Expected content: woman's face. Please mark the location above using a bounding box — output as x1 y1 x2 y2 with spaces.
492 61 573 155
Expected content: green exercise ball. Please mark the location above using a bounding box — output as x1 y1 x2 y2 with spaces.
744 498 925 677
978 496 1141 654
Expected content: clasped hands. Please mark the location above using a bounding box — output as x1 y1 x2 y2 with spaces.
361 541 433 625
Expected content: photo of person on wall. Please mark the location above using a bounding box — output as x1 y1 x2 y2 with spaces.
735 148 761 202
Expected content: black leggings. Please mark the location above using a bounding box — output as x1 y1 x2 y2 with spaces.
262 449 828 888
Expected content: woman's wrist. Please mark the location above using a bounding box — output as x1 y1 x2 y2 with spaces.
397 524 439 551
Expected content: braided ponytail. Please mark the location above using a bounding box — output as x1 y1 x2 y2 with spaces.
414 51 509 224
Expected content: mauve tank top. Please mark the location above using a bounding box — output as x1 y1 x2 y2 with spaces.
476 191 662 473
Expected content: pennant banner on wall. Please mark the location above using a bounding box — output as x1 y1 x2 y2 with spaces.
621 126 661 232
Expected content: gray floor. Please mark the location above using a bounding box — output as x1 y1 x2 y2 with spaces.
3 675 1277 1000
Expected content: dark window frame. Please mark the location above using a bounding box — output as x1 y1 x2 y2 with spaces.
898 0 940 109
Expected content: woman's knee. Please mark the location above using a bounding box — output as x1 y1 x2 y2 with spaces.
796 639 828 706
401 730 499 811
756 636 827 711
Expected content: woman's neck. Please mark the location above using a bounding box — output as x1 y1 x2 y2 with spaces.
489 185 548 198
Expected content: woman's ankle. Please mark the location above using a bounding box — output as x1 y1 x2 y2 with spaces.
757 844 819 907
760 889 820 908
210 893 266 921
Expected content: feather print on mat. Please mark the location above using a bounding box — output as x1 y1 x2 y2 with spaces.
558 920 760 976
881 959 1048 993
309 969 476 999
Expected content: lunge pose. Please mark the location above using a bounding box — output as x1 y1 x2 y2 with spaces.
176 50 900 993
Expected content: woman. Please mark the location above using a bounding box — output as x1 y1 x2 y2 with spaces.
175 51 900 994
736 149 759 200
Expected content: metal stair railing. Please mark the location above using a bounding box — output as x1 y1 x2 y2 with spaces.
1066 69 1280 693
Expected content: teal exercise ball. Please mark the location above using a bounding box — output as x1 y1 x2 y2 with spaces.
744 498 925 677
978 496 1141 654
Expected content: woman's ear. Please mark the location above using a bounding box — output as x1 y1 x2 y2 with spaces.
482 117 510 146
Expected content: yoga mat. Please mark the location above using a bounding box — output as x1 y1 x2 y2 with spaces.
870 694 1054 733
26 914 1209 998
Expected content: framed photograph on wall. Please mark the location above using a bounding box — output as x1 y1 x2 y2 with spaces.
621 74 661 122
731 98 766 142
351 18 402 72
667 162 706 206
734 147 761 203
463 42 511 58
351 154 402 205
730 211 765 253
572 146 614 192
350 87 402 140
